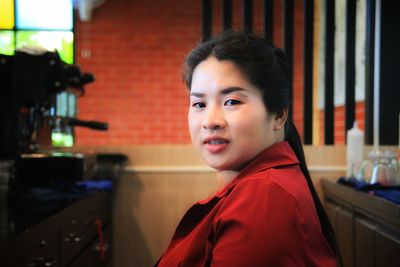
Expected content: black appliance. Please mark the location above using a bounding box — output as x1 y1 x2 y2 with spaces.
0 50 107 191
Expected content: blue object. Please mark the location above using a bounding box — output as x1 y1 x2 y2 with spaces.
76 180 114 192
338 177 400 204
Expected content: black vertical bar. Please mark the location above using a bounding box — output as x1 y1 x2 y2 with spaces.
283 0 294 119
324 0 335 144
364 0 375 145
345 0 356 142
242 0 253 33
303 0 314 144
380 1 400 145
222 0 233 31
263 0 273 42
202 0 212 41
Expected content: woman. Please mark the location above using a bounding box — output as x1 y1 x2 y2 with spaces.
156 31 341 267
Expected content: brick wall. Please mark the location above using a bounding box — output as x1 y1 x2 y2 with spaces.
74 0 200 145
74 0 362 146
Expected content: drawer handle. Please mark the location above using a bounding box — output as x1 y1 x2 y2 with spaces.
94 242 109 252
73 234 85 242
26 257 57 267
83 217 94 226
40 240 47 247
63 233 85 243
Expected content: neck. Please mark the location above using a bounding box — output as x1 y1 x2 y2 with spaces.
216 169 240 189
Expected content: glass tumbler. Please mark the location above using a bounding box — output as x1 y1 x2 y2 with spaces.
369 150 399 185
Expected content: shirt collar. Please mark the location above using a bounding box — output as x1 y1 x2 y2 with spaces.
198 141 300 204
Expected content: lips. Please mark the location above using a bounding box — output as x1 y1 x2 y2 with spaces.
203 136 230 153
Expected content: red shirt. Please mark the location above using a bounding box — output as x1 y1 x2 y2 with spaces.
156 142 336 267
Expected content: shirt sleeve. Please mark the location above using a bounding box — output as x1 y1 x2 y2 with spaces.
209 178 309 267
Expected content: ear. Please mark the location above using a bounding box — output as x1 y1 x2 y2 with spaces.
273 109 288 131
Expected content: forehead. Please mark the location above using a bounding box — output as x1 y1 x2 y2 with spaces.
191 56 253 92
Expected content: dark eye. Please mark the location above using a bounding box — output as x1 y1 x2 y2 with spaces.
193 102 206 109
224 99 241 106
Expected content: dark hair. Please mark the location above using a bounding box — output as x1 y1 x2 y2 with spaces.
183 30 342 266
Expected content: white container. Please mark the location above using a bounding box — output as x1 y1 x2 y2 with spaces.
346 121 364 178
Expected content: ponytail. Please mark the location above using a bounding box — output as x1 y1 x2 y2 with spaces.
285 120 343 267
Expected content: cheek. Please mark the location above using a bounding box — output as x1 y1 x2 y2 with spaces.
232 113 271 141
188 112 200 139
235 112 265 131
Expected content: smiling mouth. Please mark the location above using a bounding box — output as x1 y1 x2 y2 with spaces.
207 140 229 145
203 137 230 153
203 136 230 144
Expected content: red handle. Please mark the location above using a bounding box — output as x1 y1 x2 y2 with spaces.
95 219 106 263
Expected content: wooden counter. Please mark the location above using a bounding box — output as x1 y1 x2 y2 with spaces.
321 179 400 267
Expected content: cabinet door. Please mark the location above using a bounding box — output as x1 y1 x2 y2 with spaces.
20 222 59 267
0 239 22 267
325 201 338 233
59 205 88 267
354 217 376 267
67 225 112 267
375 226 400 267
336 206 354 267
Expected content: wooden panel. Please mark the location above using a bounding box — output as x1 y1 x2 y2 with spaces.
355 217 376 267
324 201 338 233
112 171 217 267
375 226 400 267
336 206 354 267
61 144 351 167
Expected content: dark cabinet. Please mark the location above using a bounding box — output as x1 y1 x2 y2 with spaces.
374 226 400 267
322 179 400 267
21 222 59 267
354 217 375 267
68 224 111 267
0 192 112 267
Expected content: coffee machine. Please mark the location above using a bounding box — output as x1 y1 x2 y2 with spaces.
0 50 108 192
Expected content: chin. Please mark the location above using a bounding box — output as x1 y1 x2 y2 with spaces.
203 158 239 171
202 157 226 170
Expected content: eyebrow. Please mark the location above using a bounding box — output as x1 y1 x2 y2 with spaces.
190 87 248 98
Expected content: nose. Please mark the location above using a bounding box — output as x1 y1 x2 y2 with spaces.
202 105 226 130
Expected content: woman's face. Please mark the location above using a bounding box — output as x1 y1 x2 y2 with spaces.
188 56 285 171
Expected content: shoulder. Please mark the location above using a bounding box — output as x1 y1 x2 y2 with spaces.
233 165 309 203
218 165 318 230
217 166 309 224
